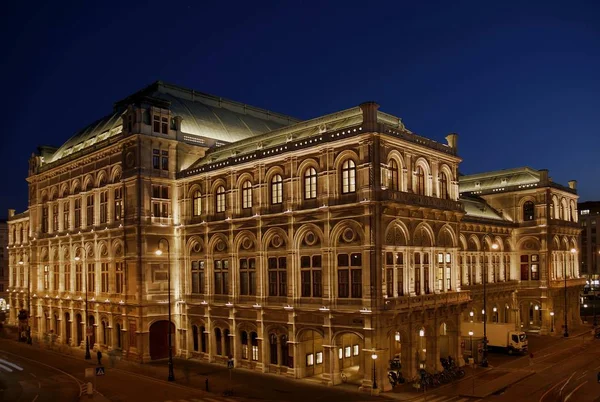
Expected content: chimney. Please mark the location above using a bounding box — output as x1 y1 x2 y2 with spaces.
445 133 458 152
538 169 549 184
568 180 577 190
8 209 15 218
359 102 380 132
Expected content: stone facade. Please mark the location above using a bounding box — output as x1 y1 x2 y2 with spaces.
6 81 583 392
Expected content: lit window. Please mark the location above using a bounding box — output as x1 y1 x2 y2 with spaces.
342 160 356 194
192 190 201 216
304 167 317 199
316 351 323 364
523 201 535 221
271 174 283 205
216 186 226 213
242 180 252 209
344 346 351 358
306 353 314 366
353 344 359 356
415 166 425 195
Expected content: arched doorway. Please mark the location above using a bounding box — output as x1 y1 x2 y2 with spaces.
149 320 175 360
65 312 71 345
297 329 323 378
76 313 83 346
88 315 96 347
334 332 363 385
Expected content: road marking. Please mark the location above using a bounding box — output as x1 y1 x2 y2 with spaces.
539 376 568 402
564 380 588 402
0 363 13 372
0 359 24 371
30 373 37 378
32 395 38 402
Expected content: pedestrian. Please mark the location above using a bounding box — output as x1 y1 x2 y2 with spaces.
205 377 209 392
97 350 103 365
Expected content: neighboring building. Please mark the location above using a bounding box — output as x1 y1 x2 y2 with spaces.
0 218 7 312
459 169 584 336
578 201 600 284
6 81 583 392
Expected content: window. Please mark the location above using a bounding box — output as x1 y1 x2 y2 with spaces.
53 265 59 291
153 149 160 169
115 262 125 294
99 191 108 224
216 186 226 213
191 260 205 294
101 263 109 293
192 190 202 216
269 334 278 364
300 255 322 297
306 353 314 366
114 188 122 220
52 204 58 232
271 174 283 205
523 201 535 221
63 201 70 230
214 259 229 295
268 257 287 297
440 172 449 199
316 351 323 364
192 326 199 352
337 253 362 298
153 115 169 134
86 194 94 227
161 150 169 171
75 263 82 291
242 181 252 209
239 258 256 296
241 331 248 359
251 332 259 361
215 328 222 355
415 166 425 195
385 252 404 297
87 263 95 292
74 198 81 228
43 265 49 290
64 263 71 292
437 252 451 292
353 344 359 356
389 160 399 191
304 167 317 199
42 204 48 233
342 160 356 194
152 185 170 218
520 254 539 280
414 253 421 295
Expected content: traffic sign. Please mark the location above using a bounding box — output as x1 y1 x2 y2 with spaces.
95 367 105 376
227 359 234 369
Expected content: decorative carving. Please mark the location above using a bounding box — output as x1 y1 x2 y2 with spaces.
304 231 317 246
342 227 355 243
271 235 283 248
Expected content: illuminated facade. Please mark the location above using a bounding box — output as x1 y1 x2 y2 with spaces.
6 81 582 392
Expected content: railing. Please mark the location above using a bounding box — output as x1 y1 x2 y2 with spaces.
383 190 463 212
463 281 519 294
383 291 470 310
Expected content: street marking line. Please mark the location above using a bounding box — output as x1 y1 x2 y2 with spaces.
539 376 568 402
30 373 37 378
0 363 13 372
32 395 38 402
560 372 576 396
0 359 24 371
564 380 588 402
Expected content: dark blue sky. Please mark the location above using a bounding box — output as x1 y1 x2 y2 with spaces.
1 0 599 218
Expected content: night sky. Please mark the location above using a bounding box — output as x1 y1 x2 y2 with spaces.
1 1 599 219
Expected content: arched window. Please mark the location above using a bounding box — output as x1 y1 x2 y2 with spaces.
304 167 317 199
251 332 259 361
269 333 278 364
224 329 231 357
523 201 535 221
415 166 425 195
215 186 226 213
342 160 356 194
200 326 207 353
271 174 283 205
192 190 201 216
242 180 252 209
116 323 122 348
440 172 449 199
241 331 248 359
389 160 399 191
280 334 289 367
215 328 222 355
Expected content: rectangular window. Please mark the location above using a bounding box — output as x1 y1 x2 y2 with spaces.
153 115 160 133
43 265 49 290
52 204 58 232
42 205 48 233
337 252 362 298
239 258 256 296
86 194 94 227
75 264 82 291
87 263 95 292
306 353 314 367
161 117 168 134
300 255 321 298
251 344 259 361
161 150 169 171
353 344 359 356
153 149 160 169
268 257 287 297
74 198 81 228
99 191 108 224
344 346 351 358
53 265 59 291
191 260 205 294
114 188 122 220
115 262 125 294
101 262 109 293
214 259 229 295
316 351 323 364
64 263 70 292
63 201 70 230
338 348 343 360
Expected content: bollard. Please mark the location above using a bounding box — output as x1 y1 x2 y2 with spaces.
87 382 93 395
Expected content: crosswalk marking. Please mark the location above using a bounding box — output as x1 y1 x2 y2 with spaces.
0 358 23 371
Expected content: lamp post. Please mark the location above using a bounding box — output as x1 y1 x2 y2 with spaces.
74 250 91 360
564 248 576 337
481 241 498 368
468 330 474 358
156 238 175 382
371 352 378 390
550 311 554 333
19 260 33 345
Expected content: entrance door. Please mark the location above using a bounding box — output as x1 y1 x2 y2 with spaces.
149 321 175 360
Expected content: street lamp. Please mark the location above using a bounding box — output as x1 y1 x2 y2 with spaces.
371 352 378 390
468 330 474 357
564 248 576 337
156 238 175 382
550 311 555 333
481 241 498 368
74 250 91 360
19 260 33 345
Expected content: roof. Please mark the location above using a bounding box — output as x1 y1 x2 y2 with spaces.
48 81 299 164
460 196 510 222
459 167 541 193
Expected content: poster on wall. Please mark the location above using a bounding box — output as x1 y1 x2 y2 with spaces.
129 321 137 347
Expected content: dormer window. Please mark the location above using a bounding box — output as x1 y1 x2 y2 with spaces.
153 115 168 134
